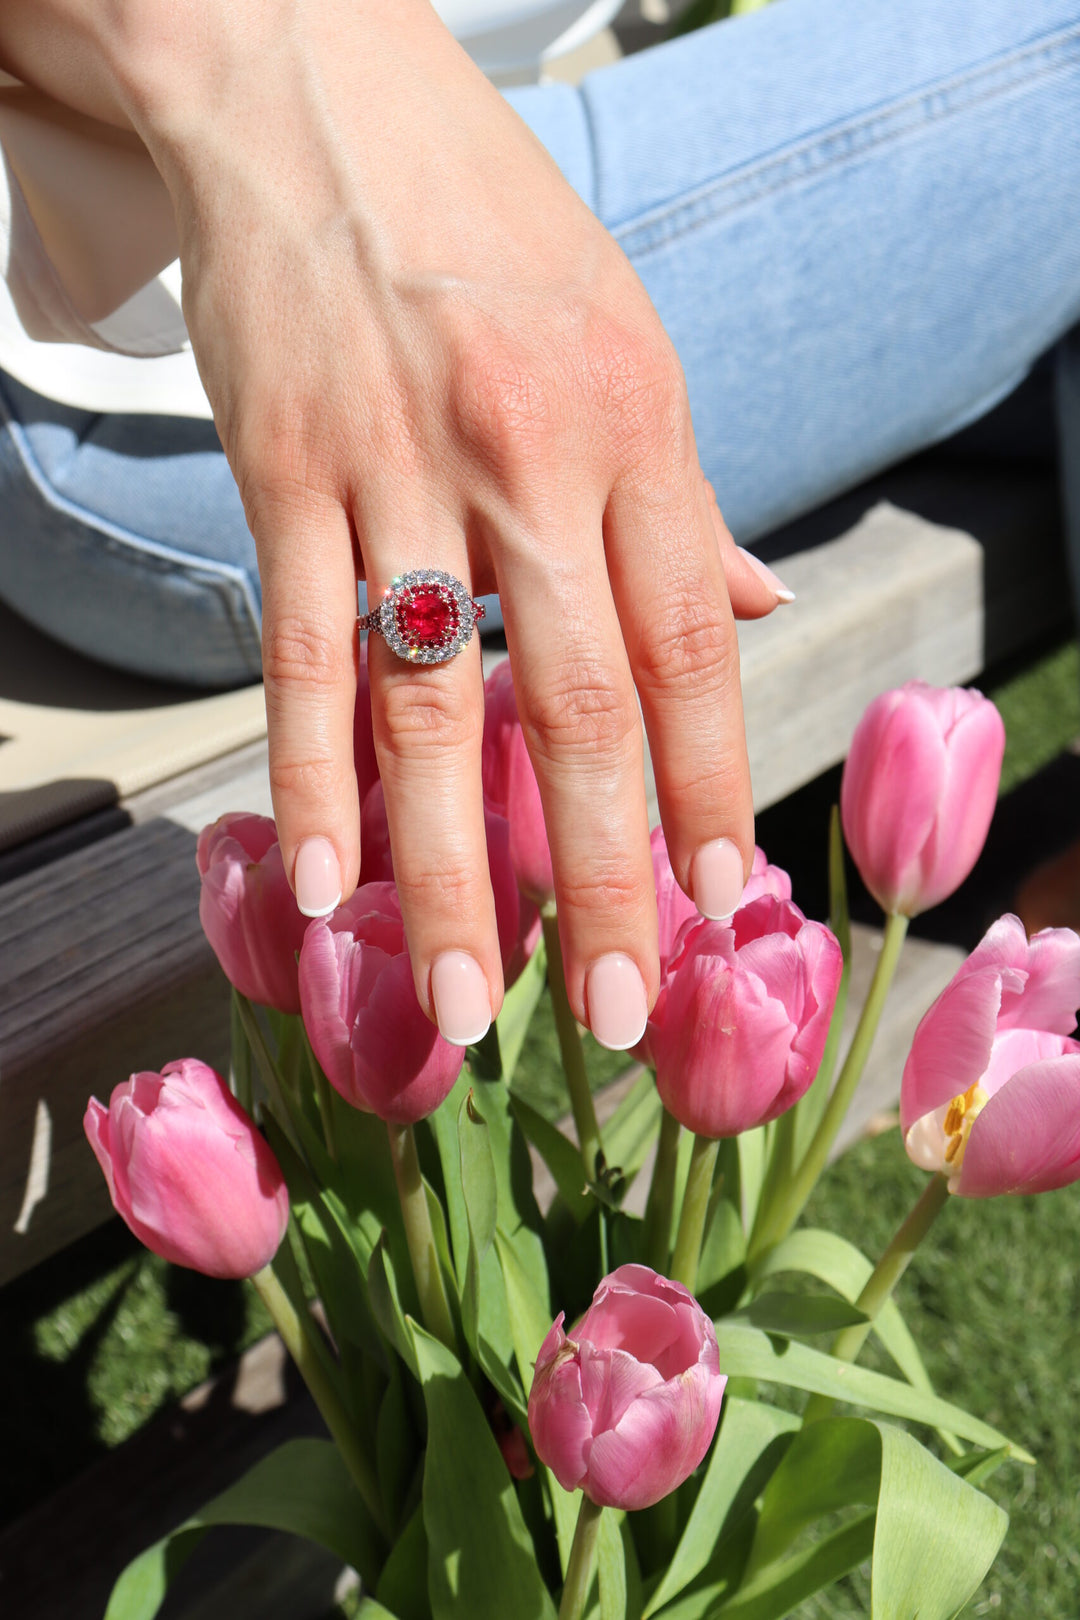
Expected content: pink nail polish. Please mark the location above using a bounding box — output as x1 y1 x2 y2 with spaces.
737 546 796 603
431 952 492 1046
294 837 342 918
585 953 649 1051
690 838 745 920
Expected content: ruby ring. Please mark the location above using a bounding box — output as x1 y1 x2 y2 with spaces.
360 569 486 665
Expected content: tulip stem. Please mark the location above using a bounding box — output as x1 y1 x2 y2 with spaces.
802 1171 950 1426
670 1134 720 1294
643 1106 683 1273
541 905 604 1184
752 911 909 1258
230 990 254 1117
559 1496 604 1620
386 1120 457 1354
251 1263 388 1538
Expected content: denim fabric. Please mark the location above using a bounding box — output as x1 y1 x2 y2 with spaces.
2 0 1080 684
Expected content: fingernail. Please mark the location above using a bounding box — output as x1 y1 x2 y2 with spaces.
431 951 492 1046
585 953 649 1051
737 546 796 603
294 837 342 918
691 837 745 920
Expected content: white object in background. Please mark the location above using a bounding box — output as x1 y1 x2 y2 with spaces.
435 0 625 78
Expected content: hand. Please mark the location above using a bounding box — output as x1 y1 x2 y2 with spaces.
112 0 781 1047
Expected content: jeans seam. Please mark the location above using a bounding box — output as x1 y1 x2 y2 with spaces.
611 20 1080 261
0 381 262 668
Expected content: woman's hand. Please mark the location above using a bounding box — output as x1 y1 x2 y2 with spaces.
9 0 784 1048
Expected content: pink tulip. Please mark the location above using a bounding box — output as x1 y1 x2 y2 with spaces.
840 681 1005 917
651 829 791 976
901 915 1080 1197
528 1264 725 1510
84 1059 289 1278
197 813 309 1014
482 659 553 905
353 640 381 806
648 896 843 1138
299 881 464 1123
359 781 539 988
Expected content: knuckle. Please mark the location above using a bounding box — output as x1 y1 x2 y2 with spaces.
450 334 557 476
263 617 352 693
556 860 651 920
377 676 482 760
523 662 640 764
268 751 340 805
585 319 687 457
393 851 491 919
636 592 735 693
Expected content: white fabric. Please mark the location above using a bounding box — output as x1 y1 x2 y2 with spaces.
0 0 621 418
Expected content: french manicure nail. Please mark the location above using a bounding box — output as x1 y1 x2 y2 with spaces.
294 837 342 918
431 951 492 1047
737 546 796 603
691 837 745 920
585 953 649 1051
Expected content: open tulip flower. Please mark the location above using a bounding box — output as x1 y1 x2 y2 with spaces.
527 1265 725 1511
197 812 310 1014
299 881 464 1124
841 681 1005 917
84 1059 289 1278
902 915 1080 1196
648 894 843 1139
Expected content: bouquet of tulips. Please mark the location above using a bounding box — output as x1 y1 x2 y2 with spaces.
84 666 1080 1620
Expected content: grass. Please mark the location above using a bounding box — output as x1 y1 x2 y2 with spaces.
987 638 1080 796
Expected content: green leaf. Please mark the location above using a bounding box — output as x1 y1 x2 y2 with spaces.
368 1231 420 1379
357 1602 404 1620
511 1090 591 1223
104 1440 382 1620
744 1291 868 1336
376 1364 416 1531
751 1227 961 1452
873 1423 1006 1618
710 1515 874 1620
414 1324 557 1620
741 1418 1007 1620
498 934 549 1083
737 1127 768 1233
714 1322 1031 1457
376 1502 429 1620
599 1507 629 1620
603 1072 665 1185
644 1398 799 1617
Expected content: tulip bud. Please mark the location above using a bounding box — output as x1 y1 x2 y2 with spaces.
197 813 309 1014
84 1059 289 1278
649 897 843 1138
840 681 1005 917
528 1264 725 1510
299 881 464 1123
651 829 792 978
482 660 553 905
901 914 1080 1197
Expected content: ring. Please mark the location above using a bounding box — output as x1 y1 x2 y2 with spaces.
359 569 487 665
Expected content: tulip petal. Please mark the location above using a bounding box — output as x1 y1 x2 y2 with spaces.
900 965 1003 1135
578 1344 665 1434
584 1365 726 1511
955 1056 1080 1197
83 1098 118 1206
979 1027 1078 1100
915 697 1004 913
1001 925 1080 1036
841 689 948 913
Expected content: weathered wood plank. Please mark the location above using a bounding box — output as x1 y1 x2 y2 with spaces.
0 818 231 1286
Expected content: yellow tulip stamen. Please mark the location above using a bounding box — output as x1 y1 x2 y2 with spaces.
942 1082 989 1171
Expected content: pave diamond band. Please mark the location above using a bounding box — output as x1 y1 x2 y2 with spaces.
360 569 486 665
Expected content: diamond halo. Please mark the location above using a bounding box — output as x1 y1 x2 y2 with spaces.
363 569 485 665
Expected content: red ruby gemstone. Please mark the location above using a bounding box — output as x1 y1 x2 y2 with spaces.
396 586 459 647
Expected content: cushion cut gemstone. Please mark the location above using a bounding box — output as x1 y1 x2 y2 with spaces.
395 586 459 648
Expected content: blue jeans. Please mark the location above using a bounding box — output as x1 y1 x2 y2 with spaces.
3 0 1080 686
